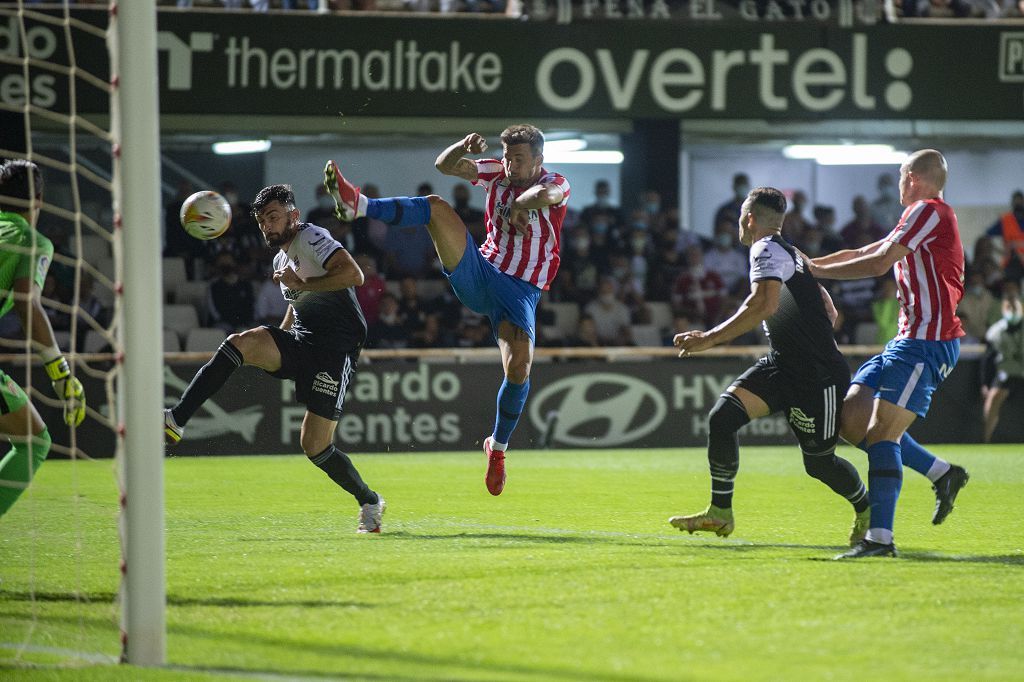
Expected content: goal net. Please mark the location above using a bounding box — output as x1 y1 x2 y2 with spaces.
0 0 164 668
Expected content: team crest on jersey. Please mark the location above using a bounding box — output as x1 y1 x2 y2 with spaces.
36 254 50 281
312 371 339 397
788 407 816 434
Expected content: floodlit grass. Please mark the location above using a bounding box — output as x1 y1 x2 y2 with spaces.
2 445 1023 681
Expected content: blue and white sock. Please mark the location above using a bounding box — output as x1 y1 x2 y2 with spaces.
492 378 530 449
865 440 903 545
365 196 431 226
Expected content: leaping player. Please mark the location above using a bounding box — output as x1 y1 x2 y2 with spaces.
324 124 570 495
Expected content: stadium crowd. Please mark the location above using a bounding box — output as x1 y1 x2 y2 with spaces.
37 0 1024 18
148 174 1024 354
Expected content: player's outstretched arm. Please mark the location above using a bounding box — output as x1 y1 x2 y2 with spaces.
810 241 909 281
676 280 780 357
12 277 86 426
435 134 486 182
512 182 565 211
273 249 364 293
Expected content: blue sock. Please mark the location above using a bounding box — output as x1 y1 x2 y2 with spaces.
862 434 939 477
492 378 530 447
899 432 936 476
366 196 431 226
866 441 903 533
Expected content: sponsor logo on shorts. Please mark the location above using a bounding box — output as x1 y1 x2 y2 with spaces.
312 371 340 397
788 407 816 434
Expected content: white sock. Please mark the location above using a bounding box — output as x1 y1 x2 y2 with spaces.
926 459 951 483
866 528 893 545
490 438 508 452
356 194 368 218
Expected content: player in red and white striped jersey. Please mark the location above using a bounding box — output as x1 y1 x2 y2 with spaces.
887 197 965 341
809 149 969 559
473 157 570 290
323 124 569 496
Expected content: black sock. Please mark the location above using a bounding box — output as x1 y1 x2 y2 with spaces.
707 393 749 509
803 451 869 513
311 444 377 506
171 340 243 425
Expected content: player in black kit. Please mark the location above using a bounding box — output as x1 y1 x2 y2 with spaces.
668 187 870 545
164 184 386 533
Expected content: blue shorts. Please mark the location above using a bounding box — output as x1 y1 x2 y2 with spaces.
445 232 542 343
852 338 960 417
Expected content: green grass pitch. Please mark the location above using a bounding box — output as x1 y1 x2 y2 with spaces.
2 445 1023 681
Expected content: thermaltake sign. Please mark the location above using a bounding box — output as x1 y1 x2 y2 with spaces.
1 10 1021 120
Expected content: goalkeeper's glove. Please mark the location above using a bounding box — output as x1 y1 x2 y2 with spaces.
44 356 86 427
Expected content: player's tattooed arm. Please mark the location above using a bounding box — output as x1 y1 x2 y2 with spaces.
435 133 486 182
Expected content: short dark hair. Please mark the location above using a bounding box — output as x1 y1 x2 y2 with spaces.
252 184 295 214
501 124 544 157
0 159 43 212
748 186 787 217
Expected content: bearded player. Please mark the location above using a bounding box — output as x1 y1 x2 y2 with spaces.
324 124 570 495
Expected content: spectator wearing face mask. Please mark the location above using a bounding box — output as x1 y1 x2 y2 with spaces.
452 183 486 245
559 225 603 304
588 211 623 254
207 252 255 333
581 179 621 227
584 278 633 345
782 190 811 246
957 270 999 342
307 183 344 234
985 190 1024 284
627 228 652 297
713 173 750 230
982 282 1024 442
839 195 886 250
671 245 727 327
703 217 749 294
871 173 902 229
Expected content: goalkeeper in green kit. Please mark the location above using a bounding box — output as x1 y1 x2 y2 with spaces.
0 159 85 518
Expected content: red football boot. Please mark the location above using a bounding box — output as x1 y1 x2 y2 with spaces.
484 437 506 496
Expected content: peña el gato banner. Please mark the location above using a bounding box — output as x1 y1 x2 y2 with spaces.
0 8 1022 120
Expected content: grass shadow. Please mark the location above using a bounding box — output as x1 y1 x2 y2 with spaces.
0 591 373 609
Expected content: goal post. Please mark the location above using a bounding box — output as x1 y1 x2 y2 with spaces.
111 0 165 666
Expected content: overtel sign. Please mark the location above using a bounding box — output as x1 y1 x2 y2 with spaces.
0 10 1021 120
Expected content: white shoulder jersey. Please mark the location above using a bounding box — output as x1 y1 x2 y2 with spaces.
748 235 842 375
272 223 366 349
749 236 798 284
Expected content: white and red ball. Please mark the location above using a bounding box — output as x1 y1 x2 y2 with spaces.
179 190 232 240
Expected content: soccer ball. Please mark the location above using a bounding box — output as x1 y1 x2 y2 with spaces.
180 190 232 240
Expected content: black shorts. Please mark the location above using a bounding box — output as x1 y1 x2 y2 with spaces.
263 325 358 421
731 354 851 456
994 372 1024 393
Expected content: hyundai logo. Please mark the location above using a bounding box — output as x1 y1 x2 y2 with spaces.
529 373 666 447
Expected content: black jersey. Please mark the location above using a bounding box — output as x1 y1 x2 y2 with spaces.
748 235 843 377
273 223 367 351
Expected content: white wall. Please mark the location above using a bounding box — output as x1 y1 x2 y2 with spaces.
686 147 1024 251
265 142 622 215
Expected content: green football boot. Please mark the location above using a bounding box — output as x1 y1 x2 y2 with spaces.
849 507 871 547
669 504 735 537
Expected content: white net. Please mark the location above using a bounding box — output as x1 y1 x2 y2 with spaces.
0 0 130 668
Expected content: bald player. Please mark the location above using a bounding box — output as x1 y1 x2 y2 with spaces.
809 149 969 559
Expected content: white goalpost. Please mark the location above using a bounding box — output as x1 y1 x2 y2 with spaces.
3 0 166 666
110 0 166 666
